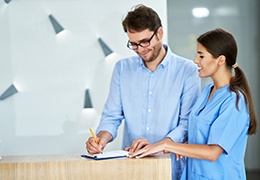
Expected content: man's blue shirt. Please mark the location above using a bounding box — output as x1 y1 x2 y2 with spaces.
97 45 200 180
97 45 200 148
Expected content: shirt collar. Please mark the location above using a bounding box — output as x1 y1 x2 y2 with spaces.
160 44 170 67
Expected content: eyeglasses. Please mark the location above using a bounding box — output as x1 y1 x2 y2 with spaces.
127 31 156 50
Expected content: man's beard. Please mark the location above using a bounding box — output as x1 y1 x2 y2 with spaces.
140 43 162 63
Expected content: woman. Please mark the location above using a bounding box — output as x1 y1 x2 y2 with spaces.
128 28 258 179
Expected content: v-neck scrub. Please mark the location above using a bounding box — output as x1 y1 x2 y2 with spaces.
181 82 250 180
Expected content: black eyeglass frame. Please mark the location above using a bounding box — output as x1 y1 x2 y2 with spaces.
127 30 158 50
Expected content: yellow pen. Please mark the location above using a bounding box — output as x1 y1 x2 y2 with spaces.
89 128 102 153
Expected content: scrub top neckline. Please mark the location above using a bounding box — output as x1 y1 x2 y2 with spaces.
196 82 230 115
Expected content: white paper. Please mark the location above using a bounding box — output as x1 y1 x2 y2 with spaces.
82 150 129 160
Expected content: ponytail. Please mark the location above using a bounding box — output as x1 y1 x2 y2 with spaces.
229 66 257 135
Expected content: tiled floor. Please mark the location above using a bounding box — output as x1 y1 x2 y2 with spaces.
246 170 260 180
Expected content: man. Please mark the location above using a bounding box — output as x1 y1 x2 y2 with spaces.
86 4 200 179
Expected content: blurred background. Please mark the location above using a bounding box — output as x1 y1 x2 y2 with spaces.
0 0 259 177
167 1 260 173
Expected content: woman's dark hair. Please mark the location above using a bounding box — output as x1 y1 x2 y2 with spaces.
197 28 257 135
122 4 162 33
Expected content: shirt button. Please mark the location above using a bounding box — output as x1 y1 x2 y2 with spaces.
149 91 152 95
147 127 150 130
148 109 151 112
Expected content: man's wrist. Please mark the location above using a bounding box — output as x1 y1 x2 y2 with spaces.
98 131 113 143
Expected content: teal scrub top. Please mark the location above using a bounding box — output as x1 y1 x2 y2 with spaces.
181 82 250 180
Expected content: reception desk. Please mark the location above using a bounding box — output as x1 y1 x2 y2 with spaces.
0 153 171 180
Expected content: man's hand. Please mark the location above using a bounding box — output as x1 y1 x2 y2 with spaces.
128 138 172 158
124 138 151 153
85 131 112 154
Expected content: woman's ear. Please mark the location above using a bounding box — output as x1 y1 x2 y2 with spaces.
217 55 226 66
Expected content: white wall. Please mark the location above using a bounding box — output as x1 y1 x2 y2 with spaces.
0 0 167 155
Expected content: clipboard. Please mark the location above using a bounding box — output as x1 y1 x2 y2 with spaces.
81 150 129 160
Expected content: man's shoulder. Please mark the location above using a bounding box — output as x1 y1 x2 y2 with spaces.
169 53 197 69
116 55 141 67
118 55 140 62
